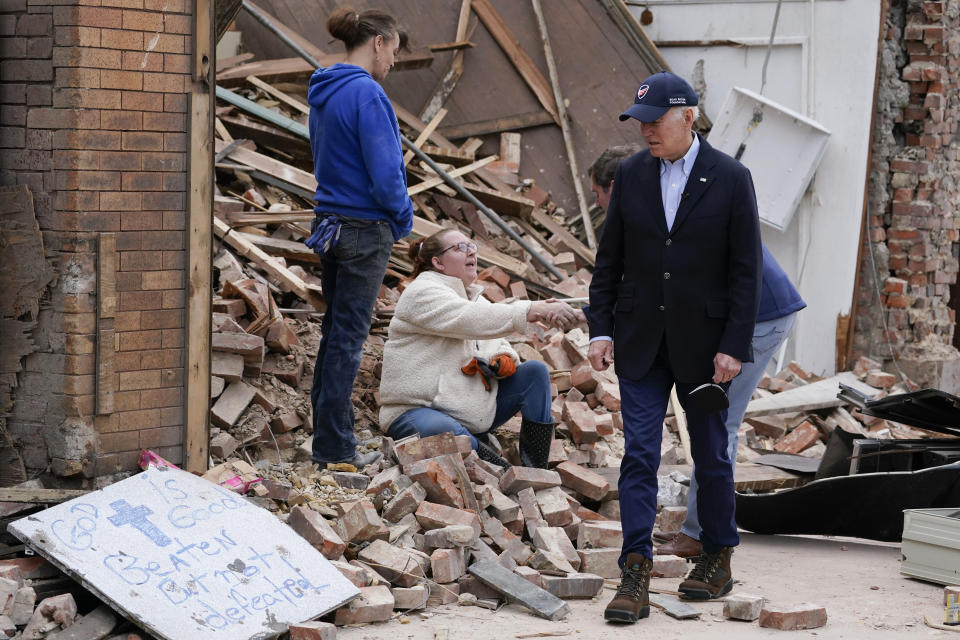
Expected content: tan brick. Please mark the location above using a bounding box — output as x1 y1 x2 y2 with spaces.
100 150 141 170
119 291 161 311
162 13 191 34
100 191 142 210
140 425 180 448
119 250 162 271
113 353 142 373
53 88 120 110
140 308 181 329
121 171 162 191
120 211 162 230
120 89 162 111
61 312 96 334
99 28 142 49
142 111 183 131
54 25 100 47
150 33 183 53
99 70 142 92
78 170 121 190
162 93 186 113
141 269 181 290
115 271 142 291
65 334 95 355
142 72 184 93
54 6 123 29
141 151 183 171
95 414 120 434
63 395 96 417
52 46 122 69
122 9 163 31
54 129 120 150
117 408 162 430
118 329 162 351
100 109 142 131
140 387 180 409
118 369 160 391
161 250 184 270
141 348 181 368
28 107 100 130
64 354 96 375
62 374 95 395
122 49 162 72
100 430 140 453
54 149 99 169
163 53 189 74
334 586 394 626
121 130 162 151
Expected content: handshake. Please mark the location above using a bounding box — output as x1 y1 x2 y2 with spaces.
526 299 584 331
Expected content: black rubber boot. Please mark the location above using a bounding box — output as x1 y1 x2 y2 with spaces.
477 441 511 469
519 418 555 469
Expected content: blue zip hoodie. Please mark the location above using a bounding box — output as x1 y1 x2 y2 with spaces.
308 64 413 241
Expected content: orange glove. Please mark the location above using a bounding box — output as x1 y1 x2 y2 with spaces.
489 354 517 378
461 358 492 391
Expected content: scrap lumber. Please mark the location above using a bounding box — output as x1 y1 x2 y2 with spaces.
220 211 314 226
530 208 596 266
408 154 497 196
421 0 474 121
744 372 878 418
246 74 310 115
419 144 476 166
214 217 325 310
237 232 320 264
216 51 255 73
216 85 310 138
471 0 560 125
531 0 597 249
463 180 535 219
404 107 449 165
669 386 692 465
215 138 316 193
216 51 435 85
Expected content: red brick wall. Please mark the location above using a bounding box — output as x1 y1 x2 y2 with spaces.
1 0 193 478
854 0 960 373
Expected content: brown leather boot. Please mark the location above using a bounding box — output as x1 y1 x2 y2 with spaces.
678 546 734 600
604 553 652 623
655 532 703 558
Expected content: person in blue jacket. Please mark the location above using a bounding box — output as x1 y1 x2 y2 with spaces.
656 244 806 558
307 6 413 469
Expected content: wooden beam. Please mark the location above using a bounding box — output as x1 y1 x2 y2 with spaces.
530 207 595 266
471 0 560 125
214 138 316 193
216 51 435 84
185 0 214 473
419 144 476 166
428 40 475 52
463 180 535 219
219 211 314 226
245 74 309 115
669 386 692 465
437 111 555 139
408 154 497 196
420 0 474 121
215 218 325 308
404 107 448 166
233 230 321 264
531 0 597 249
96 233 115 415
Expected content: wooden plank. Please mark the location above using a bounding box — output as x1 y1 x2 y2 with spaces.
531 0 597 249
97 233 115 319
96 328 114 415
216 51 435 84
215 218 325 309
530 207 595 266
471 0 560 125
214 117 233 142
408 154 497 196
246 74 309 115
514 217 559 256
236 231 321 264
404 107 448 165
428 40 475 52
743 372 878 418
214 138 316 192
437 110 555 140
463 180 535 219
185 0 214 474
219 211 313 226
420 0 474 121
669 386 692 466
215 51 254 73
420 144 476 166
0 488 88 503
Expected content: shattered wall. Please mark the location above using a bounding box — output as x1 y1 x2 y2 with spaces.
855 0 960 391
0 0 194 482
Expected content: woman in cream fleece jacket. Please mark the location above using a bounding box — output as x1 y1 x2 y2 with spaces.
378 229 579 467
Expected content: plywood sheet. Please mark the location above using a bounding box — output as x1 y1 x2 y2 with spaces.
9 466 359 640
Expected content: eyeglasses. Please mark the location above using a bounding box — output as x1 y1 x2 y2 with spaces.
440 241 478 255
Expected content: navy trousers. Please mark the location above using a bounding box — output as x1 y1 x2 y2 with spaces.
617 340 739 564
310 216 393 462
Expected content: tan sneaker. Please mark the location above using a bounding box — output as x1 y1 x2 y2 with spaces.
604 553 652 623
678 546 734 600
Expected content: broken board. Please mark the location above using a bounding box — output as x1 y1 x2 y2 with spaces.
743 371 877 418
9 466 359 640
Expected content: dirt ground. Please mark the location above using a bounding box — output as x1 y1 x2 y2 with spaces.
337 532 949 640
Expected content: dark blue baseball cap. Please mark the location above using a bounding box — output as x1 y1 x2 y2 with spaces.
619 71 699 123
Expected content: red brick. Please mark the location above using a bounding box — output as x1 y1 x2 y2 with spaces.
758 603 827 630
150 33 183 53
141 151 183 171
54 129 120 150
54 6 123 28
163 13 191 34
53 46 122 69
555 461 610 501
56 67 101 89
142 111 183 131
145 0 189 11
163 52 189 74
121 171 162 191
773 421 820 454
17 14 52 36
100 110 142 131
100 150 141 170
122 9 163 31
866 369 897 388
26 36 52 58
100 191 141 210
142 72 184 93
141 230 182 249
120 211 162 230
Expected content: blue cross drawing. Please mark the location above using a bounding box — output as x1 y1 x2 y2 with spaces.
107 499 172 547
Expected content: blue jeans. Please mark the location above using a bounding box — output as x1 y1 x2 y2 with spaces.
386 360 552 448
618 340 738 562
311 216 394 462
682 312 798 539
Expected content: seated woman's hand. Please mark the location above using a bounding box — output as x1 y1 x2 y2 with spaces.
527 299 578 330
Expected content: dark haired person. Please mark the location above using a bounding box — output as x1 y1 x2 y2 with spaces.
307 7 412 469
377 229 579 468
587 144 642 212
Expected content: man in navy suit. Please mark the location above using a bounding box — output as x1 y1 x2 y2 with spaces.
589 72 762 623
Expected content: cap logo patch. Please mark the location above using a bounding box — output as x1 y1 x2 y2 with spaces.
636 84 649 101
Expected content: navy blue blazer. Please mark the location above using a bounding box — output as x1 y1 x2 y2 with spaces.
588 135 762 383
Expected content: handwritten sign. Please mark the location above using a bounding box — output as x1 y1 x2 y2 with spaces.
10 466 359 640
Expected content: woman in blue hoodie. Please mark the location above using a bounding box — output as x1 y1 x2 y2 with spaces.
307 7 413 468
